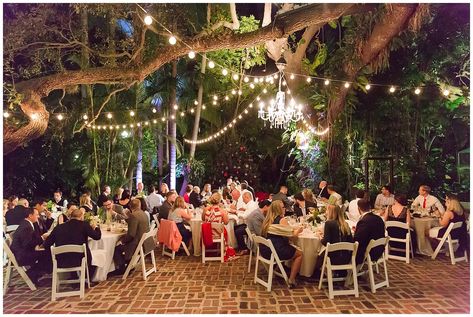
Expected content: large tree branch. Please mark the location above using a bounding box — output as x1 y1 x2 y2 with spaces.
6 3 355 155
327 4 418 126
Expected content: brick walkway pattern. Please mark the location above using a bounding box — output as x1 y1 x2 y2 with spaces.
2 250 470 314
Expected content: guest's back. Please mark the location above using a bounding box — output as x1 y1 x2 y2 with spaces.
354 212 385 264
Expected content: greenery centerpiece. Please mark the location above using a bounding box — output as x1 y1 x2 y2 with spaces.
307 206 326 226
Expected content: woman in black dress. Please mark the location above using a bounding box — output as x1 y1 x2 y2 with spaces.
118 189 131 210
383 194 413 252
261 201 303 288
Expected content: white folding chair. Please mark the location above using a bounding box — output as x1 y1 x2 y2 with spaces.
318 242 359 299
253 236 289 291
50 243 90 301
244 227 256 273
6 225 19 234
385 221 414 263
123 227 158 280
3 236 37 293
202 223 225 263
357 237 390 293
160 219 190 260
431 222 468 265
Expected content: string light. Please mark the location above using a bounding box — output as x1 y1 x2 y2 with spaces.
213 95 218 101
244 77 249 83
222 69 228 76
238 90 242 95
324 80 330 85
168 36 177 45
208 61 215 68
3 112 10 118
152 108 157 113
194 100 199 105
188 51 195 59
107 113 113 119
83 114 88 120
290 74 295 80
130 111 135 117
389 86 396 93
202 105 206 110
30 113 38 120
365 84 371 90
225 96 229 101
250 83 255 89
262 88 267 94
306 77 312 83
344 82 350 88
57 114 64 121
443 89 450 96
302 118 329 136
173 104 178 110
144 15 153 26
414 88 421 95
232 74 239 80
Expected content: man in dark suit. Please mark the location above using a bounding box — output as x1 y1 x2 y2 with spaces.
353 199 385 265
111 198 154 275
33 199 54 235
44 207 101 281
5 204 29 226
157 191 177 221
9 208 51 285
97 185 111 208
293 192 317 217
317 180 331 200
272 185 293 214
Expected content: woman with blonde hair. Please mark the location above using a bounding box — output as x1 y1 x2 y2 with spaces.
80 193 94 214
202 192 229 225
320 205 352 246
302 188 316 203
260 201 303 288
430 194 468 251
168 196 192 244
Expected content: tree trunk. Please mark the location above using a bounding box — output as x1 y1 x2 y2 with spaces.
169 60 178 190
5 3 356 155
190 54 207 158
136 126 143 189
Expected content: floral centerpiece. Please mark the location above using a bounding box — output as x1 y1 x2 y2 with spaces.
97 207 107 223
83 211 93 223
307 206 326 226
46 200 54 211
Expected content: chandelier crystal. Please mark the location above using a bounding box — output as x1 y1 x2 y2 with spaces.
258 71 303 129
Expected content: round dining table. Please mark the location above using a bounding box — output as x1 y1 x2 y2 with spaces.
88 225 127 282
411 216 439 256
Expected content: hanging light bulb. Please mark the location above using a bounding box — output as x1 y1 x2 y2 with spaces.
324 79 330 85
208 61 215 68
57 114 64 121
244 76 249 83
213 95 218 101
137 123 141 127
225 96 229 101
170 115 175 120
232 74 239 80
180 112 185 117
282 81 287 86
173 104 178 110
130 110 135 116
144 15 153 26
249 83 255 89
249 103 253 108
262 88 267 94
194 100 198 105
161 117 166 122
202 105 206 110
238 90 242 95
190 108 195 113
365 84 371 90
414 88 421 95
254 77 259 83
389 86 396 93
144 121 149 126
3 112 10 118
188 51 196 59
290 74 295 80
169 36 177 45
212 101 217 105
107 113 113 119
153 119 157 123
82 114 88 120
287 89 291 95
231 89 236 95
344 82 350 88
222 69 228 76
443 89 450 96
152 108 157 113
306 77 312 83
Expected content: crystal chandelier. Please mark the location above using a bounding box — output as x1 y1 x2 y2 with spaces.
258 59 303 129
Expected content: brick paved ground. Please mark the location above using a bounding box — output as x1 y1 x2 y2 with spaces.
2 249 470 314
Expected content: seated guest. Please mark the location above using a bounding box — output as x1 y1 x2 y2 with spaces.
10 208 51 285
201 184 212 200
136 182 146 198
102 197 129 220
260 201 303 288
183 185 193 204
189 186 202 208
97 185 111 208
113 187 124 204
160 183 170 196
80 193 94 214
222 187 233 205
327 185 343 206
354 199 385 265
44 207 101 282
317 180 330 200
230 182 241 202
318 205 353 267
348 189 366 222
8 195 19 210
168 197 192 246
158 191 177 221
18 198 29 208
293 192 317 218
383 194 413 253
272 185 293 214
58 202 78 225
137 197 149 214
242 180 256 200
33 199 54 235
411 185 445 214
5 203 29 226
233 192 259 255
302 188 316 204
118 189 131 210
246 200 272 236
52 189 68 211
3 199 9 217
374 185 395 210
83 189 98 215
146 185 164 214
429 193 468 252
202 192 229 225
111 199 154 275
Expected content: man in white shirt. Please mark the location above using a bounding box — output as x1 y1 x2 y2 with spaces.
318 180 330 200
327 185 343 206
146 185 164 214
348 189 366 222
411 185 445 214
374 185 395 209
233 192 258 255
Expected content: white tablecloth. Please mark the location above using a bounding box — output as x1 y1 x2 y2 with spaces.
88 229 125 282
412 217 439 256
189 211 237 256
294 228 323 277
